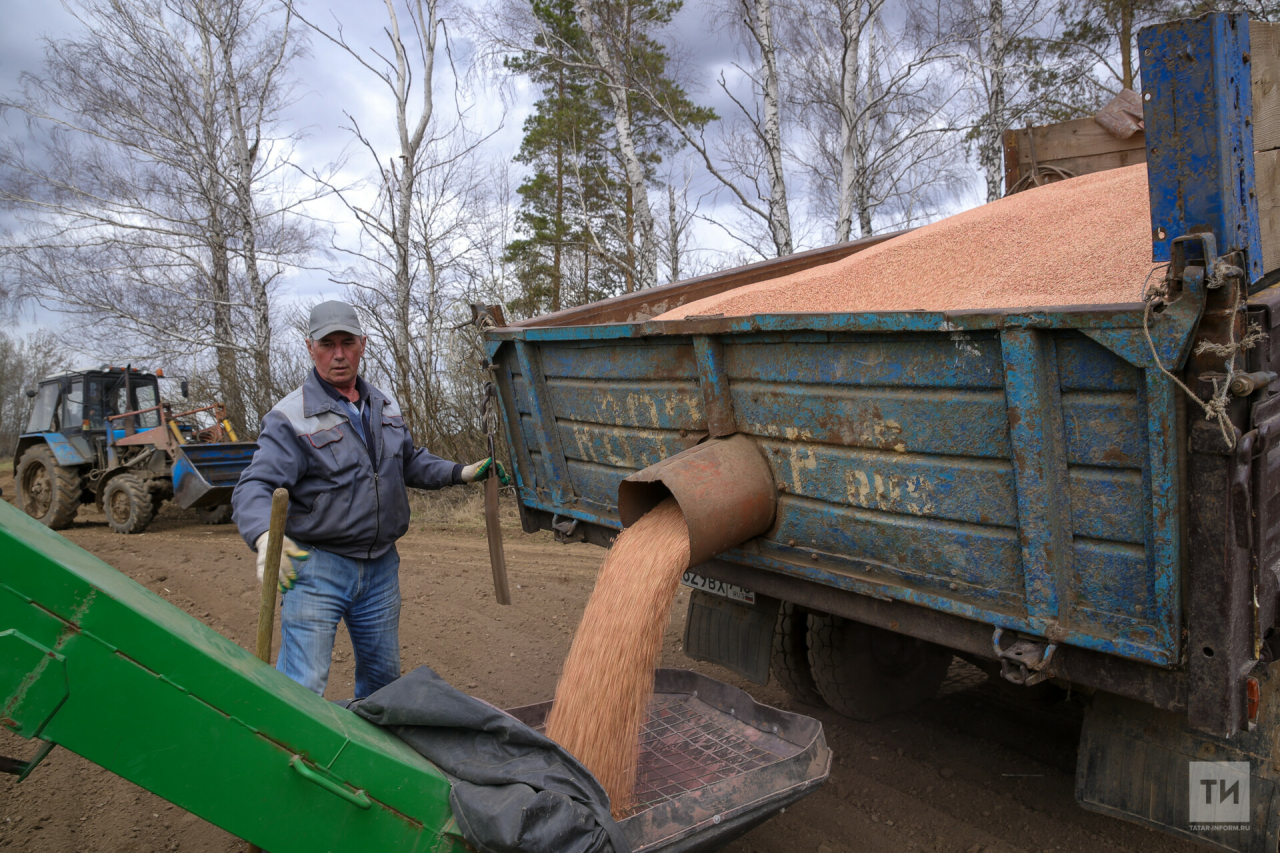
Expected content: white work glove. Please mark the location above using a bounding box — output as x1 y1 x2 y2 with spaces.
461 457 510 485
255 531 309 592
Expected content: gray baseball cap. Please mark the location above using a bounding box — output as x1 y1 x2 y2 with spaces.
308 300 364 340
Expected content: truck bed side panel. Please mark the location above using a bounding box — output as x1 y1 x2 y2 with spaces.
493 318 1184 667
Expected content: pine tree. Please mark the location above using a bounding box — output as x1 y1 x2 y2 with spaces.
504 0 715 312
578 0 715 290
504 0 623 317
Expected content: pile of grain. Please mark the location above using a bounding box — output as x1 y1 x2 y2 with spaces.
545 497 691 817
655 164 1156 320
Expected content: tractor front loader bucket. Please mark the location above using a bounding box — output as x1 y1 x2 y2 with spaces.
171 442 258 509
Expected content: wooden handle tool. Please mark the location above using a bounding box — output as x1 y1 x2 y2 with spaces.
254 488 289 662
484 438 511 605
248 488 288 853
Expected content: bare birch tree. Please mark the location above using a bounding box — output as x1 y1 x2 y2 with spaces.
783 0 964 240
292 0 445 438
571 0 659 290
663 0 795 257
0 0 311 430
606 0 796 261
925 0 1068 201
295 0 504 452
205 0 305 414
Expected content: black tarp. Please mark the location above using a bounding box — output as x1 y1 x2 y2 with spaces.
345 665 629 853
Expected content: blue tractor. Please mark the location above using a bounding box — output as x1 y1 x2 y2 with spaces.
14 366 258 534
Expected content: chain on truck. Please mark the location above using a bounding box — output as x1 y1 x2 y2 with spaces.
480 12 1280 851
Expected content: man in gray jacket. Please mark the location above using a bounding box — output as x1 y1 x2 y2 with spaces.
232 300 504 698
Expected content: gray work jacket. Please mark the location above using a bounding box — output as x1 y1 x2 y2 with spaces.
232 371 462 559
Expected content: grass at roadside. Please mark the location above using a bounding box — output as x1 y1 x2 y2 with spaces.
408 485 528 534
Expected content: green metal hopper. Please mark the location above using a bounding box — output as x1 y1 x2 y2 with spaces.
0 499 469 852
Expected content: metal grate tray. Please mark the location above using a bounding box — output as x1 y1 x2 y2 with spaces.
506 668 829 853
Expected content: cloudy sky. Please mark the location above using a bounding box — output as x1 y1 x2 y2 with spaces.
1 0 985 345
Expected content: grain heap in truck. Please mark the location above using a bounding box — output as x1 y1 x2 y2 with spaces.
658 163 1156 319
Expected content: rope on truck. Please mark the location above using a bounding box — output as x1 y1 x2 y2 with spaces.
1141 261 1261 450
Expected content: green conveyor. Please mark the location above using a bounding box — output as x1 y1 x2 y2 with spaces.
0 500 468 853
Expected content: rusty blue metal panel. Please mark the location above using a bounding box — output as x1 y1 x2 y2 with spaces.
758 440 1017 528
564 460 632 517
1140 12 1262 283
545 378 705 431
694 336 736 437
1069 468 1145 544
488 296 1199 667
716 543 1170 663
723 335 1004 388
1062 393 1145 467
537 341 698 380
559 422 700 470
767 498 1024 606
513 341 573 505
732 384 1011 458
1073 539 1151 620
1001 329 1071 623
493 355 537 496
1142 369 1183 657
1056 336 1141 392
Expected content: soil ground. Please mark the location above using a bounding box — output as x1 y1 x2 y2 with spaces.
0 470 1200 853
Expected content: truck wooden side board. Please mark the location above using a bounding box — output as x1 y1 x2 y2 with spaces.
485 13 1280 851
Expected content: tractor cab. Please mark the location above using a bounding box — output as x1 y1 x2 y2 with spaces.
25 367 166 440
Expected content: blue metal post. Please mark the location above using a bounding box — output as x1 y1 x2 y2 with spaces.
1140 12 1262 284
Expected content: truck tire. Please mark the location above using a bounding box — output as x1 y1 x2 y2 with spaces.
103 475 155 535
771 602 826 706
17 446 82 529
807 614 952 721
193 504 233 525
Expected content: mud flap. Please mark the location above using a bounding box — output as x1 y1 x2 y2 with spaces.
683 589 780 685
1077 664 1280 852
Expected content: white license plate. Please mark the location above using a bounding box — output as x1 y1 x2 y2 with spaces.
681 571 756 604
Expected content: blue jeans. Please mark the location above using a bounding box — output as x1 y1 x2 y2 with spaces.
276 544 402 699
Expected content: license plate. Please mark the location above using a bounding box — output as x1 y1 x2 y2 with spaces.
681 571 756 604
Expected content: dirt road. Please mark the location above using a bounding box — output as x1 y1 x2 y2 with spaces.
0 480 1198 853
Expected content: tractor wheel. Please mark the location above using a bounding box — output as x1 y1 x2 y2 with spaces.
807 614 952 721
193 504 233 525
771 602 826 706
17 446 82 529
103 475 155 535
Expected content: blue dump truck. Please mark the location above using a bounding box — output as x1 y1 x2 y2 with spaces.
485 13 1280 852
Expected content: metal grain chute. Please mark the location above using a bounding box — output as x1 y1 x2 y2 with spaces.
617 434 777 566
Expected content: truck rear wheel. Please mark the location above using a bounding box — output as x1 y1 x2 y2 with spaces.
807 614 952 721
193 504 233 525
17 446 82 529
771 602 826 706
103 475 155 534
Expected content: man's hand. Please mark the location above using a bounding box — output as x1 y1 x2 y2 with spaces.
255 531 310 592
462 457 511 486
